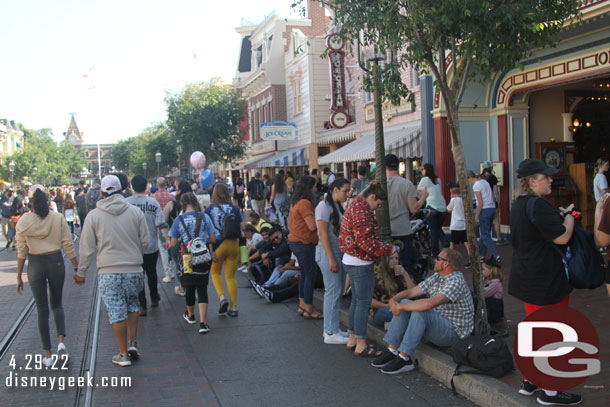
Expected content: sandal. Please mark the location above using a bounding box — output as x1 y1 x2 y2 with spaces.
298 307 305 316
346 343 356 351
302 310 324 320
354 345 382 358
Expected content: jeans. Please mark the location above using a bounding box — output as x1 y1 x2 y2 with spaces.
158 232 172 278
27 252 66 350
266 268 298 287
392 235 413 271
316 244 346 335
344 263 375 339
373 307 393 327
288 241 317 305
478 208 498 258
169 245 181 283
384 299 459 356
427 209 450 257
139 251 159 309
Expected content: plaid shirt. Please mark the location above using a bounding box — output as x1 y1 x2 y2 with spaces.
152 190 174 210
418 271 474 338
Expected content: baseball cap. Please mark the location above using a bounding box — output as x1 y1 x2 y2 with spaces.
483 256 501 268
482 160 493 169
130 174 147 193
101 175 122 194
516 158 559 178
385 153 399 168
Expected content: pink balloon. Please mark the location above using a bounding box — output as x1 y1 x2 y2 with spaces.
190 151 206 169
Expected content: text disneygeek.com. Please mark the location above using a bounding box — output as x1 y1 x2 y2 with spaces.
5 372 131 391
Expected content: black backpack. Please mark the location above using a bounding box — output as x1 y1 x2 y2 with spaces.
212 205 241 239
450 334 514 395
249 179 264 201
526 197 606 289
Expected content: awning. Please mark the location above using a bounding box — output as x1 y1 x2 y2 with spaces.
234 153 275 170
318 121 421 165
254 146 308 168
317 125 357 145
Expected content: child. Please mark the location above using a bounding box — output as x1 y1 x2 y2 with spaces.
446 187 471 267
482 256 504 323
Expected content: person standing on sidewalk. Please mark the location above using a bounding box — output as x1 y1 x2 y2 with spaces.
16 185 78 367
593 157 609 202
1 189 15 247
508 158 581 406
316 178 351 345
417 163 450 257
152 177 174 283
468 170 500 263
247 172 265 217
75 175 149 367
126 175 169 316
74 188 87 228
205 183 242 317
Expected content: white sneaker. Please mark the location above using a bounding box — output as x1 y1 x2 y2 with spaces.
237 265 248 273
42 356 53 367
162 275 171 283
57 343 69 361
324 332 349 345
174 286 185 296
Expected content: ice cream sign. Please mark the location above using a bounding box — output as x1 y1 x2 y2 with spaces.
260 121 297 141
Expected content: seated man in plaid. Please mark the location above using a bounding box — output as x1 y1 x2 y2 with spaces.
372 247 474 375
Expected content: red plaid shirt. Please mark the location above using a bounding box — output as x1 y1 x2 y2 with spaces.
339 196 393 261
152 190 174 210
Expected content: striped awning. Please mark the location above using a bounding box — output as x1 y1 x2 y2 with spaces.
234 153 275 170
254 146 308 168
318 121 421 165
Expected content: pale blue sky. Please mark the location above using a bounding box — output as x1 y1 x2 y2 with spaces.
0 0 297 144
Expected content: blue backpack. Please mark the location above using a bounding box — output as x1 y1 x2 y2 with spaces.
526 197 606 289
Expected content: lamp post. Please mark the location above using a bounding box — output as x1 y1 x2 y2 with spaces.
8 161 15 187
155 151 162 177
176 140 182 177
142 162 147 179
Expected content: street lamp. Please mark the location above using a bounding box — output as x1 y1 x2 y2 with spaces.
142 162 147 179
176 139 182 176
155 151 162 177
8 161 15 187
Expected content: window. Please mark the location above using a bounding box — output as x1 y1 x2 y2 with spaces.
266 36 273 60
256 45 263 67
293 77 302 115
365 91 372 104
412 65 420 87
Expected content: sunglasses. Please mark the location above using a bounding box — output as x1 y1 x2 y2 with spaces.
435 256 448 262
272 235 282 241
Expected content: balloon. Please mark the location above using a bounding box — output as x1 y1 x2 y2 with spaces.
200 169 214 189
190 151 206 169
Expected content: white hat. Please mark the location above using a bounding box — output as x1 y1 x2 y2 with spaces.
101 175 122 194
28 184 47 198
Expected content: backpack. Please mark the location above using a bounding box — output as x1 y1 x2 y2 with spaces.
10 197 25 216
64 209 75 222
526 197 606 289
212 204 241 239
450 334 514 395
86 188 101 212
250 179 264 201
236 184 245 195
178 213 212 269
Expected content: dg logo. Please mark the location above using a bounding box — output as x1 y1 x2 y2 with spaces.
514 306 600 390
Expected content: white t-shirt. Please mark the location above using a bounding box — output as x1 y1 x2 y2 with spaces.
342 253 374 266
473 179 495 209
417 177 447 212
594 172 608 202
447 196 466 231
247 232 264 249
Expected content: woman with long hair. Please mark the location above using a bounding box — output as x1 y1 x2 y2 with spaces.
270 173 288 228
593 157 609 202
287 175 320 319
339 182 396 357
62 194 77 234
205 183 243 317
54 188 65 213
233 178 246 210
15 186 78 366
316 178 351 344
169 192 216 333
417 163 450 256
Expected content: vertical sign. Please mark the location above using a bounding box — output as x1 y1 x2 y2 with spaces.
327 34 350 129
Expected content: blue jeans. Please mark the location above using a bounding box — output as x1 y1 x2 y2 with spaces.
344 263 375 339
275 269 299 286
478 208 498 258
427 209 450 257
373 307 393 327
265 267 298 287
316 244 346 335
384 299 459 355
288 241 317 305
392 234 413 271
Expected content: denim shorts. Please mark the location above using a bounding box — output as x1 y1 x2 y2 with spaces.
99 273 144 323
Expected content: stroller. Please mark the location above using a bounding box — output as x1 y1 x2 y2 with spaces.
409 209 433 283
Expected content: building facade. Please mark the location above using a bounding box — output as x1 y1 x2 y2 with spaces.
64 115 114 180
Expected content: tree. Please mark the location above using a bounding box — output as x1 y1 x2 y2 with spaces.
296 0 579 333
165 79 247 164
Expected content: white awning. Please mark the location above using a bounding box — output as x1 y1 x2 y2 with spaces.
317 125 357 145
234 153 275 170
254 146 308 168
318 121 421 165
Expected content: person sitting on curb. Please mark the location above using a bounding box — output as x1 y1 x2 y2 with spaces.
247 211 271 233
251 255 300 303
371 247 474 375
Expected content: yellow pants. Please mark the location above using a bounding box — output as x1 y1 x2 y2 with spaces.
211 238 239 307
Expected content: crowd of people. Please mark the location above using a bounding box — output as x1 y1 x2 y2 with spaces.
9 153 610 406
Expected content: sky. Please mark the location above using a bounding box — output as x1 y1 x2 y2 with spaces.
0 0 299 144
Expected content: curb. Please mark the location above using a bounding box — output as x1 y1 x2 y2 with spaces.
312 291 535 407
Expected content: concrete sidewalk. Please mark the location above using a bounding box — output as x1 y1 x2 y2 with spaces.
313 243 608 407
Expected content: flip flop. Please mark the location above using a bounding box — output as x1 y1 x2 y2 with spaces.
303 310 323 320
298 307 305 316
354 345 382 358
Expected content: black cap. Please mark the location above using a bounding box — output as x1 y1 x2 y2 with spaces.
516 158 559 178
385 153 399 168
483 256 501 269
131 174 147 193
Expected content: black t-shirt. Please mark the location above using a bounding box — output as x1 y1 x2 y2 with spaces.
508 195 572 305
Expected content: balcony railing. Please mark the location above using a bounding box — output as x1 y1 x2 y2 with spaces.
578 0 607 11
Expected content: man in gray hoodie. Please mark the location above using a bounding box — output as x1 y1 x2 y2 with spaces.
75 175 149 367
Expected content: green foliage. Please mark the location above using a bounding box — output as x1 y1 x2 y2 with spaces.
1 128 87 185
165 79 247 164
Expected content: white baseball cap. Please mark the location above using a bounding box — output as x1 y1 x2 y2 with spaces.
101 175 122 194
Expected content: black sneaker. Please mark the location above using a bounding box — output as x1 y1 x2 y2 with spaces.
183 311 196 324
371 349 397 368
380 355 414 374
494 256 501 264
199 323 210 334
262 288 274 303
218 299 229 315
519 380 539 396
536 391 582 406
5 241 10 248
464 261 472 269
